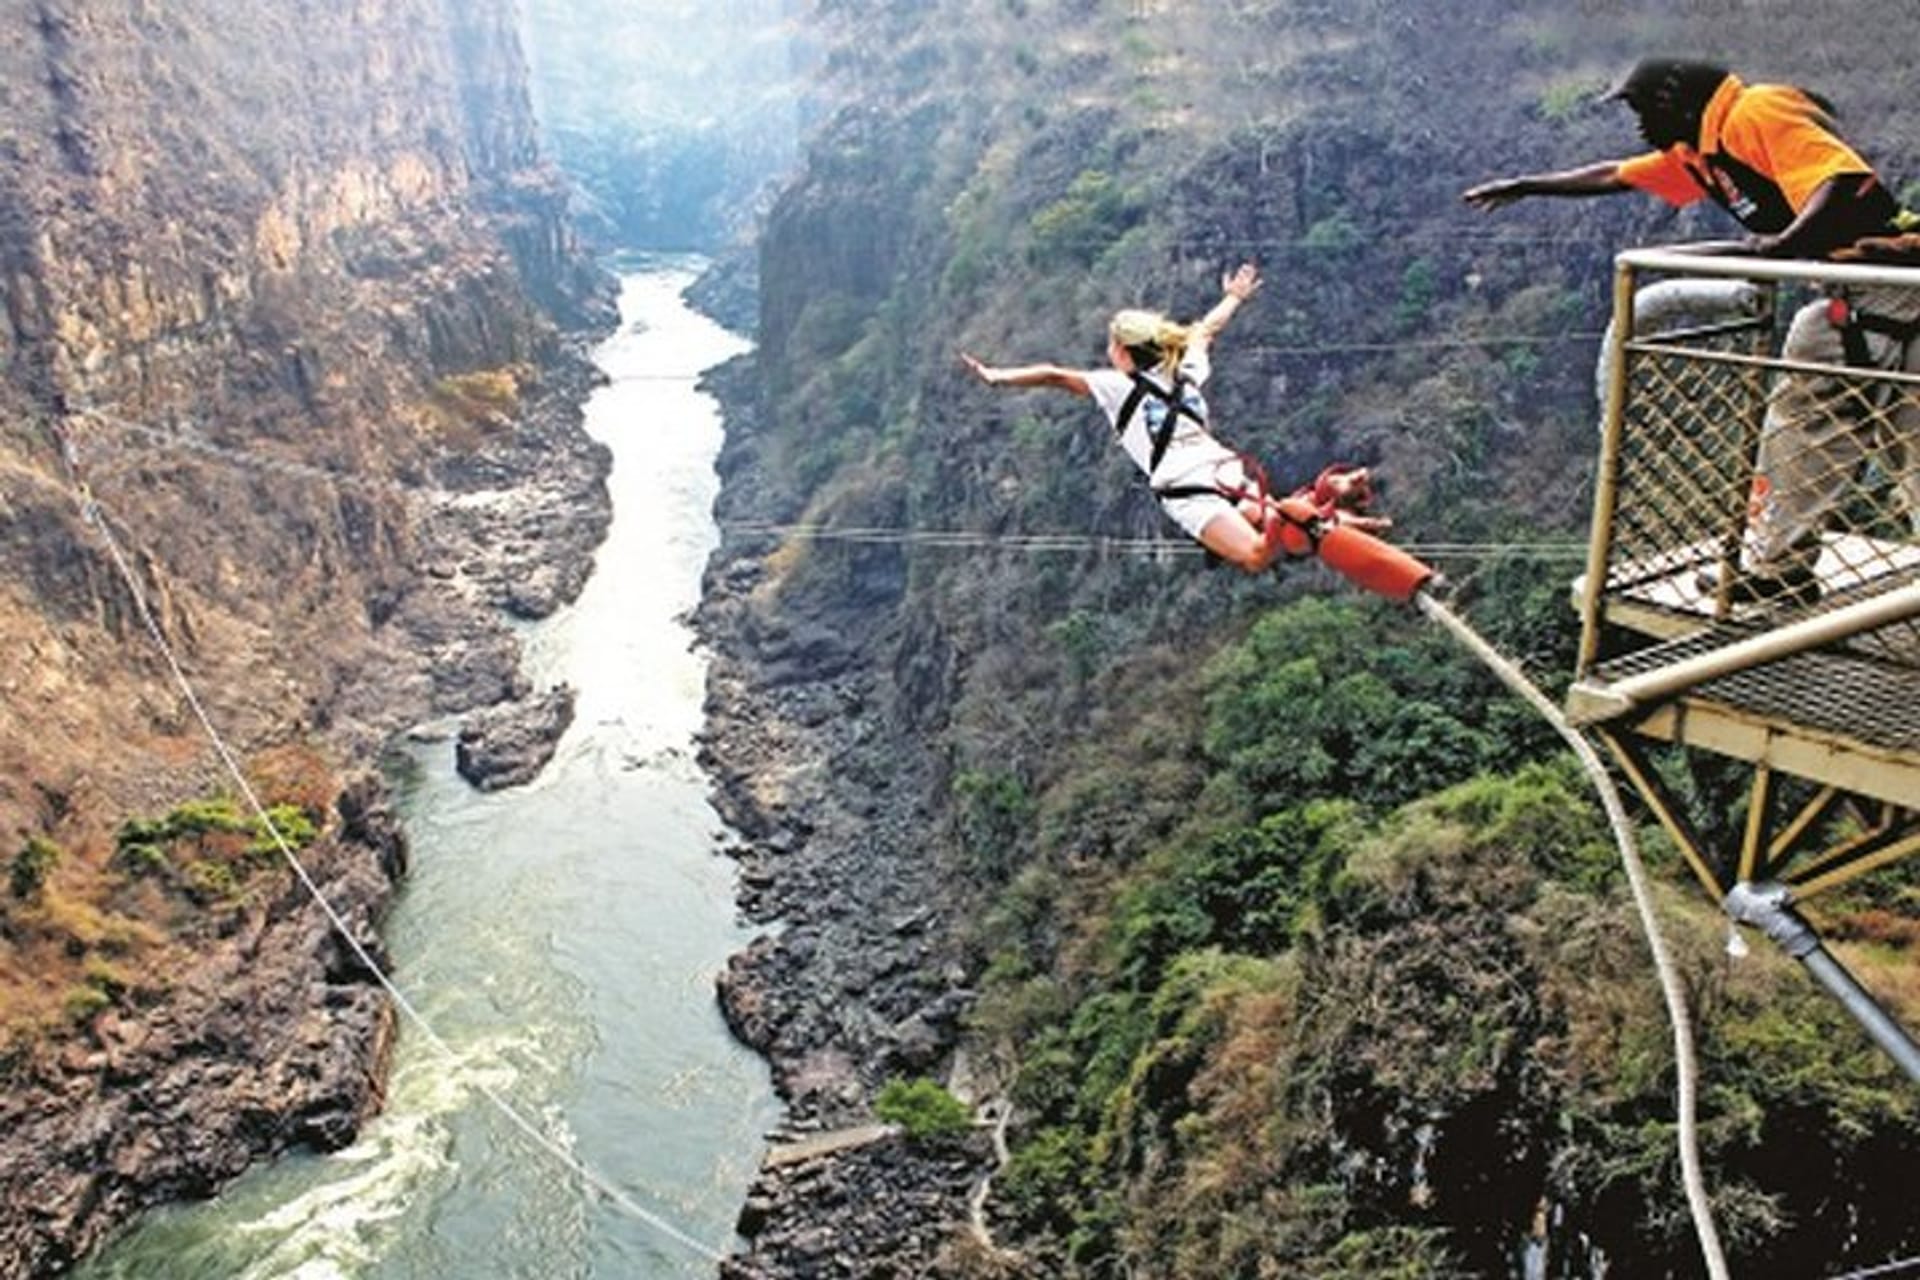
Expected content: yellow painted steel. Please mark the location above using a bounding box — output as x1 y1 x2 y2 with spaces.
1576 259 1639 675
1571 247 1920 903
1739 764 1774 886
1793 829 1920 901
1780 806 1916 894
1597 729 1728 902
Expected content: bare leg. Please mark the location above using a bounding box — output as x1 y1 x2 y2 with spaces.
1196 502 1283 573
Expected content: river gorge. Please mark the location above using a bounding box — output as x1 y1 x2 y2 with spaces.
72 259 776 1280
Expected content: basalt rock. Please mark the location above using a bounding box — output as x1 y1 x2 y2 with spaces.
455 683 577 791
0 822 402 1278
719 1132 991 1280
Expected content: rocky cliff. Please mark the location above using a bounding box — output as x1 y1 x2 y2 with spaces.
697 3 1920 1277
0 1 610 1273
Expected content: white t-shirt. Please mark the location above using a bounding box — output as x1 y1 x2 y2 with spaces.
1084 340 1239 490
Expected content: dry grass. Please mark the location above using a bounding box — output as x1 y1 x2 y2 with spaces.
0 743 336 1058
429 364 530 434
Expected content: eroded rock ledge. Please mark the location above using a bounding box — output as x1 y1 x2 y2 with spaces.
0 779 405 1275
456 683 577 791
693 357 1001 1276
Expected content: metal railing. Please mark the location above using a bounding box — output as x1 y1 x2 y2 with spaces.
1576 248 1920 678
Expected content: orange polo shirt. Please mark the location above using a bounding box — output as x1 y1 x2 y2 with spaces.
1616 75 1881 233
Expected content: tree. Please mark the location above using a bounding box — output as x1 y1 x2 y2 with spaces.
875 1076 974 1142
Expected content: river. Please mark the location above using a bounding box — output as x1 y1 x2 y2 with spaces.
74 256 777 1280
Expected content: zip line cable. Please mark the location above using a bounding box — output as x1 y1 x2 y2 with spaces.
1242 330 1605 357
46 421 731 1269
1416 590 1729 1280
718 519 1588 560
66 407 1591 564
45 400 1742 1276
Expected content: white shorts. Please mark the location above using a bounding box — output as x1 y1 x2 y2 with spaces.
1154 453 1260 538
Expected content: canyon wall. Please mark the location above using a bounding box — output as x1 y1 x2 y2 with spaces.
0 1 610 1272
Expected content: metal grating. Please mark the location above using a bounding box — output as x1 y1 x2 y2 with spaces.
1606 339 1920 635
1592 625 1920 755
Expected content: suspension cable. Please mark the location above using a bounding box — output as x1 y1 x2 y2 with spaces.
46 418 730 1269
63 408 1590 563
719 519 1587 560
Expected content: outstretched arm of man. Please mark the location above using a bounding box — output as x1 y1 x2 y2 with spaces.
1464 161 1629 210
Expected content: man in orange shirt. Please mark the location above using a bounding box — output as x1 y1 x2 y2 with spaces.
1465 59 1920 604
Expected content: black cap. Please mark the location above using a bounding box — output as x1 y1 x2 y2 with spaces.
1606 57 1729 108
1606 58 1730 148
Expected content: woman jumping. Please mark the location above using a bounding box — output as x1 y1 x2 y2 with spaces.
961 263 1384 573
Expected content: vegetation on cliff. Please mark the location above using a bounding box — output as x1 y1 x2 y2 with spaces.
728 1 1920 1274
0 0 610 1269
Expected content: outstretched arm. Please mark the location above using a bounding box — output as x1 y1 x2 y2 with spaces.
960 353 1091 397
1195 263 1262 340
1463 161 1629 211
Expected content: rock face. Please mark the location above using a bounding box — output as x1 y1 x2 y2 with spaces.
0 776 409 1276
455 683 577 791
694 352 995 1275
718 1133 994 1280
0 1 611 1271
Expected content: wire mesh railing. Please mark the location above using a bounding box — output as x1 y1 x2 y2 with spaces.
1579 250 1920 674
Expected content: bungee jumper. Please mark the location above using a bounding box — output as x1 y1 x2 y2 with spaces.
961 263 1433 601
1464 57 1920 607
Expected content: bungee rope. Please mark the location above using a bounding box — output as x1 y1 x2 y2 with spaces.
1415 587 1730 1280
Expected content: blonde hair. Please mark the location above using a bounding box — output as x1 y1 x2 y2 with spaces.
1109 308 1194 377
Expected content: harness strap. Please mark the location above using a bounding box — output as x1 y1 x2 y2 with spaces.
1826 295 1920 368
1114 372 1204 478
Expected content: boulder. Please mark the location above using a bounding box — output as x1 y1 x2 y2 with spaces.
454 684 575 790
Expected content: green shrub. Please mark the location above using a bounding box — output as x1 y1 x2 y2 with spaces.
1027 170 1141 268
111 794 320 891
1303 211 1364 254
874 1076 973 1141
953 768 1034 880
1047 610 1106 682
999 1126 1089 1233
116 816 169 854
1395 256 1438 331
115 841 171 879
64 985 111 1024
247 803 320 858
182 860 239 904
82 957 132 1001
165 796 249 837
9 836 62 900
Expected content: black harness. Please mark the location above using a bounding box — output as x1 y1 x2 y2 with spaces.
1112 370 1275 552
1827 294 1920 368
1114 372 1205 481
